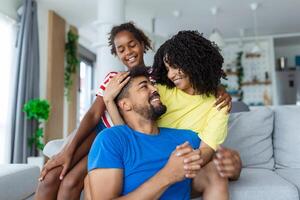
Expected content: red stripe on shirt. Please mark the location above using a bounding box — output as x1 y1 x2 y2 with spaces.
102 115 111 128
100 85 105 91
104 75 116 84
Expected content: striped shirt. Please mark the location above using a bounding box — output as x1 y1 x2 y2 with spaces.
96 68 153 128
96 72 118 128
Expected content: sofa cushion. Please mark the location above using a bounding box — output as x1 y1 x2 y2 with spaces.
223 107 274 169
229 168 299 200
276 168 300 195
0 164 39 200
273 106 300 168
192 168 299 200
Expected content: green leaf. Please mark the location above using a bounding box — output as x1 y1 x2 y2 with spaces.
64 29 79 101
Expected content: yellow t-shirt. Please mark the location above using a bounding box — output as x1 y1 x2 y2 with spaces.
156 84 229 150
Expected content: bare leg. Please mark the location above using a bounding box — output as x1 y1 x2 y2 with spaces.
57 156 88 200
35 131 96 200
34 166 62 200
84 175 92 200
192 161 229 200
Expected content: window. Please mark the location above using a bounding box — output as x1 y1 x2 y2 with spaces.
78 45 96 124
78 60 93 122
0 13 16 164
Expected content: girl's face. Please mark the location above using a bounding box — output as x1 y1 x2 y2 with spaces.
164 61 195 95
114 31 145 69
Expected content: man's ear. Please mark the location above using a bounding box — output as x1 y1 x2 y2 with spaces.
117 98 132 112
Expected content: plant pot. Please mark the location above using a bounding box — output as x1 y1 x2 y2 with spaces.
27 156 45 171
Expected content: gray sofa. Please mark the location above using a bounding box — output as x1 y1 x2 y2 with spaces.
0 164 39 200
209 105 300 200
39 105 300 200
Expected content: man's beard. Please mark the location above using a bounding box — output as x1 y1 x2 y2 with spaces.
133 92 167 121
133 103 167 121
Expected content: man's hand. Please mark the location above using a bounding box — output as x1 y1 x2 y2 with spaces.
161 142 203 184
103 72 130 102
175 142 203 178
39 148 73 181
213 146 242 180
215 86 232 113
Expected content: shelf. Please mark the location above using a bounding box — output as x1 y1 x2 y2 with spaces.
230 93 241 97
226 71 238 76
241 80 271 86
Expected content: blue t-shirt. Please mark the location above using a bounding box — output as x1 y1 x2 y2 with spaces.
88 125 201 200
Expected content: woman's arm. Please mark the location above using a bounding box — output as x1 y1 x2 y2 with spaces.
215 85 232 113
199 143 215 166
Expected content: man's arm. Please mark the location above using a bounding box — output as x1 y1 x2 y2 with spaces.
89 167 172 200
89 169 123 199
89 144 202 200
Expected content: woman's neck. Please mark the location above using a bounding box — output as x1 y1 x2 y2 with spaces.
182 87 197 95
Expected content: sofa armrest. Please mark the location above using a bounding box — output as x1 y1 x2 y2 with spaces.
43 129 78 158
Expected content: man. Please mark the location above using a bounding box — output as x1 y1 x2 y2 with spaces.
86 67 229 199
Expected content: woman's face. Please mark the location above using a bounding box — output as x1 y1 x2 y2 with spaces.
164 61 195 95
114 31 145 69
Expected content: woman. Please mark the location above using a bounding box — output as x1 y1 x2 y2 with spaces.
35 22 238 200
102 30 233 199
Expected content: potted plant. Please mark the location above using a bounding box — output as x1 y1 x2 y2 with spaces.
23 99 50 169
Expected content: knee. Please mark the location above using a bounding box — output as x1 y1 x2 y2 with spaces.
60 174 81 192
206 162 228 188
41 168 61 187
36 167 61 194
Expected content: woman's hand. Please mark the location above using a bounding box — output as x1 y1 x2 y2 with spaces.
213 146 242 181
103 72 130 102
215 86 232 113
39 148 73 181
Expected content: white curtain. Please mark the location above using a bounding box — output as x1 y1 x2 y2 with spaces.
0 13 16 164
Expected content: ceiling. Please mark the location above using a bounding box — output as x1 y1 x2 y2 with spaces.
37 0 300 39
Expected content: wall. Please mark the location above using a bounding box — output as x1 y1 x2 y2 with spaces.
125 4 167 66
223 38 275 106
0 0 21 19
275 43 300 67
37 3 49 99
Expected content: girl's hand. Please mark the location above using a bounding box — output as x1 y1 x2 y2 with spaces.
103 72 130 102
39 148 73 181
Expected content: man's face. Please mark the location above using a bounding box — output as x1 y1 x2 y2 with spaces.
126 76 166 120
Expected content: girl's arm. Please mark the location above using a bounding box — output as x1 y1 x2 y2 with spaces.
40 95 106 180
104 98 125 125
65 96 106 153
103 72 130 125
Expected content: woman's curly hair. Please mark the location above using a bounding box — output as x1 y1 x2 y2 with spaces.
152 30 226 96
108 22 152 55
